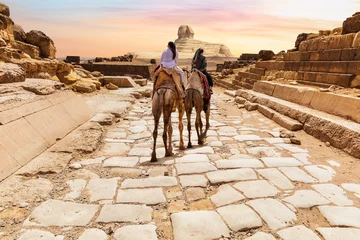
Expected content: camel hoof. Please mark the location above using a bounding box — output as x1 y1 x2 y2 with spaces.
187 143 193 148
150 156 158 162
198 140 204 145
165 152 173 157
179 146 186 151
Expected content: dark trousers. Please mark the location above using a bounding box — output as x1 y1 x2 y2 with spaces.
201 70 213 87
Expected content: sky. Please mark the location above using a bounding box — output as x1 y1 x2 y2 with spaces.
3 0 360 57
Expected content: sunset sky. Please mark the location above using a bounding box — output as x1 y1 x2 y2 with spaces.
3 0 360 57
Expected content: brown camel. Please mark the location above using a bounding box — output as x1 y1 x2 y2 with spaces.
151 69 185 162
184 69 210 148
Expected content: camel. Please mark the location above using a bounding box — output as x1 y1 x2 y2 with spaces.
151 69 185 162
184 69 211 148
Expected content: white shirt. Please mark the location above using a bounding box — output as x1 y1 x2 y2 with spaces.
161 48 178 68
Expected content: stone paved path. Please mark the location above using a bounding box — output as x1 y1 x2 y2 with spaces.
2 89 360 239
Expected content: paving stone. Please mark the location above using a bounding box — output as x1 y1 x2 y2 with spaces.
327 160 340 167
217 204 262 231
171 211 230 240
318 206 360 228
316 228 360 240
247 147 280 157
147 166 168 177
216 159 264 169
128 131 152 140
312 184 353 206
175 162 217 175
128 148 153 157
86 178 118 202
228 154 254 160
186 188 205 201
210 184 245 207
176 154 209 164
234 180 280 198
304 165 336 182
247 198 297 230
279 167 317 183
275 144 308 153
96 204 153 223
261 157 303 167
184 146 214 154
18 229 64 240
64 179 87 201
103 157 139 168
257 168 294 190
106 131 127 139
77 157 105 166
24 200 99 227
206 169 257 184
78 229 108 240
245 232 276 240
292 153 312 164
102 143 130 155
264 138 289 144
341 183 360 195
209 141 223 147
179 175 208 188
278 225 321 240
114 225 157 240
116 188 166 205
128 125 147 133
283 190 331 208
234 135 262 142
121 176 177 189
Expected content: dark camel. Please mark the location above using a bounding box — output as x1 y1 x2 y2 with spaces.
151 70 185 162
184 69 210 148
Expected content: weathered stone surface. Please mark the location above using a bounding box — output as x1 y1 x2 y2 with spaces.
179 175 208 187
103 157 139 168
175 162 216 175
176 154 209 163
217 204 262 231
261 157 303 167
312 184 353 206
18 230 63 240
210 184 245 207
74 81 96 93
121 176 177 188
206 169 257 184
114 225 157 240
128 148 152 157
317 228 360 240
171 211 230 240
184 146 214 154
245 232 276 240
278 225 321 240
304 165 336 182
247 198 297 230
318 206 360 228
0 3 10 17
279 167 317 183
26 30 56 58
234 180 279 198
78 229 108 240
275 143 307 153
283 190 330 208
64 179 87 201
234 135 262 142
86 178 117 202
102 143 130 156
257 168 294 190
24 200 98 226
102 76 137 88
96 204 153 223
341 183 360 195
116 188 166 205
186 188 205 201
216 159 264 169
91 113 115 126
77 157 105 166
343 13 360 34
0 63 26 83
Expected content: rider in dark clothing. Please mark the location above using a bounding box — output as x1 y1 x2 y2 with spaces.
192 48 214 93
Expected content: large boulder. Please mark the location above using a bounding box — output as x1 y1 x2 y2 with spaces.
343 12 360 34
259 50 275 61
13 24 26 42
0 63 26 83
0 46 21 61
0 3 10 17
11 40 40 58
0 13 14 42
295 33 319 50
26 30 56 58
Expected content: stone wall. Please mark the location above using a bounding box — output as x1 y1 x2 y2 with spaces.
0 79 94 181
81 63 154 79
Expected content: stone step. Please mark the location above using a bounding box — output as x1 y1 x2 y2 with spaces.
296 80 333 88
234 89 360 158
253 81 360 124
250 67 266 76
258 105 303 131
238 72 262 80
216 79 238 90
284 48 360 62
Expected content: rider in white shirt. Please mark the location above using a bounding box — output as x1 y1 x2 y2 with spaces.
160 42 185 85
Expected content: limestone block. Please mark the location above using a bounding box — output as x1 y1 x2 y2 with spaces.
102 76 136 88
341 48 357 61
253 81 275 96
329 61 348 73
317 61 331 72
60 96 94 125
0 145 20 181
347 61 360 75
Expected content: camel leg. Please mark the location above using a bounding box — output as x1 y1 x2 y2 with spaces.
195 110 204 145
201 103 211 140
151 93 162 162
167 116 173 156
178 102 185 150
186 108 193 148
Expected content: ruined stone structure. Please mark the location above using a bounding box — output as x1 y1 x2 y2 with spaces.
174 25 233 57
81 63 153 79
